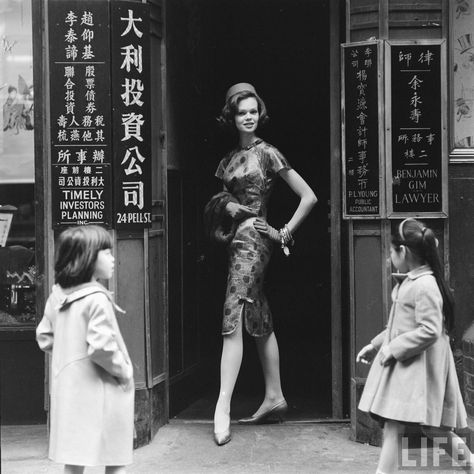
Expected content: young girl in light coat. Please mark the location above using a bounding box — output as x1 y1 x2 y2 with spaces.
37 225 134 474
357 218 473 474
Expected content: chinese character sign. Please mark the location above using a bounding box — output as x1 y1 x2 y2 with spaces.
49 0 112 226
388 42 444 215
111 2 151 228
342 42 381 218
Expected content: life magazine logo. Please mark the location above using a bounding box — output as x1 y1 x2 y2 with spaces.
398 426 474 470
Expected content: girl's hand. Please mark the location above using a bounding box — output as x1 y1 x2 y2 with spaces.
379 345 394 366
253 218 280 242
356 343 376 365
225 202 257 220
117 376 133 392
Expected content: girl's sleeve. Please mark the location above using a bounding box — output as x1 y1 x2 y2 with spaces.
267 146 292 174
86 294 133 381
36 299 54 353
370 284 397 351
387 284 443 361
371 329 387 350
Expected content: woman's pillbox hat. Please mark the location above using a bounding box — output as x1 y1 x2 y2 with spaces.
225 82 257 101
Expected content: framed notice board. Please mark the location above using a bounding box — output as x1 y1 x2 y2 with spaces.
341 40 384 219
49 0 113 227
48 0 152 229
385 40 447 218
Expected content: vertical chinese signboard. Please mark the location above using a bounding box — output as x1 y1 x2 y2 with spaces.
342 41 384 219
49 1 113 227
386 40 447 217
111 2 151 229
49 0 151 229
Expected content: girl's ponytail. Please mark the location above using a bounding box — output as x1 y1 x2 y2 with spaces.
420 227 454 332
394 219 455 332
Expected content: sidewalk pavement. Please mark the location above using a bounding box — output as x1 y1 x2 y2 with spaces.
1 421 466 473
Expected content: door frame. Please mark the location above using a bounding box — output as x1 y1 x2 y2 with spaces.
329 0 344 419
162 0 345 421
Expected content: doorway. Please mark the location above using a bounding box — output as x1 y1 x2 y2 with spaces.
166 0 333 422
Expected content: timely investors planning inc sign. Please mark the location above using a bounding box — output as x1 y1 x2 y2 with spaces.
49 1 113 227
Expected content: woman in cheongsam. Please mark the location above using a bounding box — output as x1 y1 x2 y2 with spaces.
211 83 317 446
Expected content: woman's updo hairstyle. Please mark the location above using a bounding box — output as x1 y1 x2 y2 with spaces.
217 86 269 130
392 218 454 331
55 225 113 288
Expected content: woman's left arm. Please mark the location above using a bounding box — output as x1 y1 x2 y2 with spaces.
279 168 317 234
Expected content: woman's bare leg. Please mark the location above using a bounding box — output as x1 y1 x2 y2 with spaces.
253 331 285 416
213 318 243 433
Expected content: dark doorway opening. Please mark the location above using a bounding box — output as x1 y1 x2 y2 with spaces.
166 0 332 421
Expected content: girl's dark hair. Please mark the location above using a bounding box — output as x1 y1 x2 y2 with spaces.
55 225 113 288
217 90 269 130
391 218 454 331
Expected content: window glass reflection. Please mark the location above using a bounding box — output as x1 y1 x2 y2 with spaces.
451 0 474 149
0 0 35 327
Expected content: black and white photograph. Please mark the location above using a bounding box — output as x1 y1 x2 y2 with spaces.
2 1 474 473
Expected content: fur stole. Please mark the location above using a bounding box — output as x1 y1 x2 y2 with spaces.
203 191 238 244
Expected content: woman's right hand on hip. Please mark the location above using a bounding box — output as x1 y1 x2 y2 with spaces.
225 202 257 220
253 218 280 242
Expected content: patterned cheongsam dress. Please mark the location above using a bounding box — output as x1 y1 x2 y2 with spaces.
215 139 291 337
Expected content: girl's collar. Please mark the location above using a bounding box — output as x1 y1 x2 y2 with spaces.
392 264 432 282
406 264 433 280
56 281 108 295
54 282 125 313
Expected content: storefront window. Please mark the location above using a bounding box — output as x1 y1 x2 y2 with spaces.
0 0 35 327
451 0 474 153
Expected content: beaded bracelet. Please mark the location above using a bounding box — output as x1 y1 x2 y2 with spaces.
279 224 294 256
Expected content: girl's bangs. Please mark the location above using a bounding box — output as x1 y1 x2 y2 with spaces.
99 231 113 250
93 226 113 250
